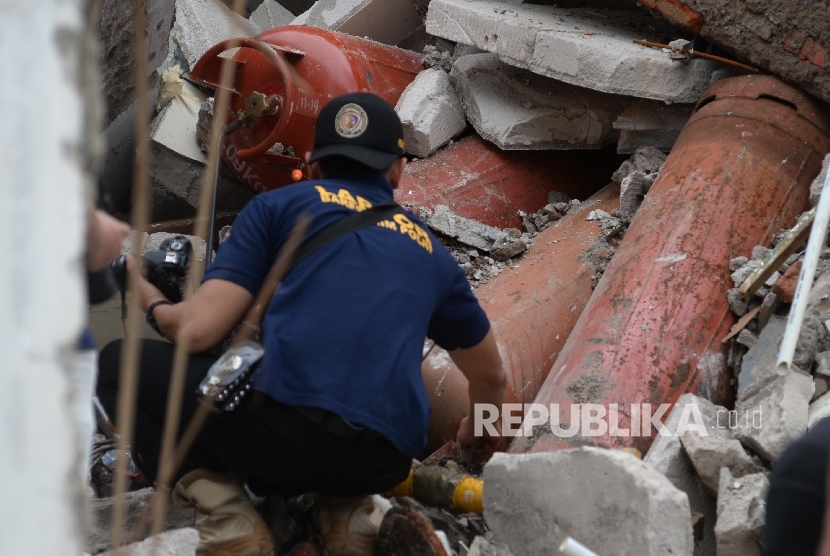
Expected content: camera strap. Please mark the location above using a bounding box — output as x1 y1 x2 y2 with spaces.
284 198 403 277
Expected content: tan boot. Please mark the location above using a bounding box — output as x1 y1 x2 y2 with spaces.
172 469 273 556
313 496 384 556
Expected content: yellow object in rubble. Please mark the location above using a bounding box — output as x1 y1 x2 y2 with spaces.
390 465 484 515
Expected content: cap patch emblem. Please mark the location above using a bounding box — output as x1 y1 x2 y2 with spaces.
335 103 368 138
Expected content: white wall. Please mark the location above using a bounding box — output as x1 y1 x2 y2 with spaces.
0 0 91 553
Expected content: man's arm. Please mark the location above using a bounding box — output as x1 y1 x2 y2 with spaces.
129 256 253 353
448 329 508 461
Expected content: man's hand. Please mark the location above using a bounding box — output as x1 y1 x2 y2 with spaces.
457 414 508 464
448 329 507 464
86 206 131 271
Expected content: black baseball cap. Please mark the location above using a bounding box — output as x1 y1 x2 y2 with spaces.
308 93 405 171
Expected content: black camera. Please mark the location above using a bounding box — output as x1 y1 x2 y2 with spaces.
112 236 192 303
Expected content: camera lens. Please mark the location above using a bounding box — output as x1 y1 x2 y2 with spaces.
170 239 184 251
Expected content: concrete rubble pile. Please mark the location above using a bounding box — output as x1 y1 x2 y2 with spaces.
87 0 830 552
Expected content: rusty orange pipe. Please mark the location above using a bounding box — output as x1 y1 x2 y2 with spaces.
421 182 621 456
398 136 624 230
512 75 830 456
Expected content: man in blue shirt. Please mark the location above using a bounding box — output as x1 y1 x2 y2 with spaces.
97 93 505 556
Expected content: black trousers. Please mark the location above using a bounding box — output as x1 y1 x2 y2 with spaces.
96 339 411 497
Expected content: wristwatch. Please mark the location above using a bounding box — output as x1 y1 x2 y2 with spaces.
146 300 173 335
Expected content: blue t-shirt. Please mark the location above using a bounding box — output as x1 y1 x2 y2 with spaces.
203 171 490 457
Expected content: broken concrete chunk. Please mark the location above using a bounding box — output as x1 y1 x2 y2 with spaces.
86 488 196 554
613 101 694 154
727 288 748 317
815 351 830 379
172 0 259 68
490 239 528 262
751 245 771 261
735 370 815 462
196 97 214 155
467 536 513 556
451 54 626 150
618 171 655 219
643 393 723 556
249 0 295 32
611 146 666 184
427 205 508 252
298 0 422 46
808 391 830 428
810 154 830 207
485 449 693 556
426 0 720 103
793 270 830 372
730 256 749 272
98 528 199 556
680 431 762 495
736 329 757 350
732 259 763 288
757 292 780 331
150 79 254 212
395 69 466 158
99 0 174 123
422 45 454 72
586 209 610 221
715 468 767 556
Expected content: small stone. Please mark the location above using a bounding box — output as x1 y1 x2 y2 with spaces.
751 245 770 261
731 260 762 288
586 209 610 221
736 329 758 350
727 288 748 317
815 351 830 379
730 256 749 272
772 260 802 303
548 191 570 205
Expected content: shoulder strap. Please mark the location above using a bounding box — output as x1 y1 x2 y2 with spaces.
285 198 403 275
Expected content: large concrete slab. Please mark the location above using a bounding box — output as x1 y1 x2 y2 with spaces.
150 79 254 212
639 0 830 105
452 54 626 150
426 0 720 103
484 449 693 556
613 100 694 154
295 0 422 46
99 0 174 123
172 0 260 68
714 468 767 556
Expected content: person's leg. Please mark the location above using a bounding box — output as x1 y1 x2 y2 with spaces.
96 338 221 482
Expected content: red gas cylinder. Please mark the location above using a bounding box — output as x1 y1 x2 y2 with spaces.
511 75 830 457
190 26 424 192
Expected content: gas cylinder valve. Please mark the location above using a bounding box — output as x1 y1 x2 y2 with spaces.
239 91 282 125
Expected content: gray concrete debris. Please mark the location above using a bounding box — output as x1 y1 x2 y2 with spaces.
815 351 830 379
485 449 693 556
715 468 768 556
427 204 509 252
810 154 830 207
395 69 466 158
98 528 199 556
249 0 295 32
467 536 514 556
809 391 830 428
751 245 771 261
736 329 758 351
99 0 174 124
793 269 830 372
294 0 422 46
196 98 214 155
735 370 815 462
680 431 762 495
87 488 196 554
452 54 627 150
619 171 655 219
731 259 763 288
422 45 454 72
611 146 666 184
757 292 780 331
172 0 260 68
613 101 694 154
737 315 787 396
727 288 748 317
426 0 720 103
643 393 724 556
729 256 749 272
814 377 829 401
150 79 254 213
